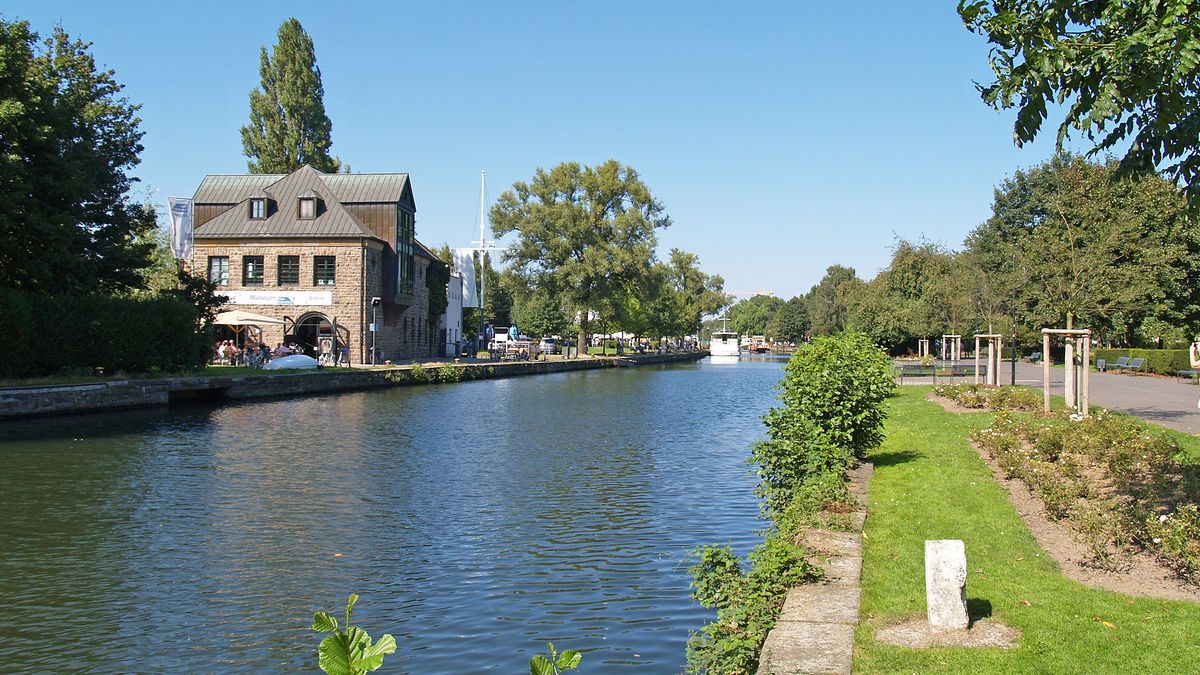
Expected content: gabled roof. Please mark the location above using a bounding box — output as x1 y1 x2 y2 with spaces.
193 174 283 204
193 165 412 241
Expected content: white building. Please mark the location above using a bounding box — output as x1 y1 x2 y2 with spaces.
440 271 464 357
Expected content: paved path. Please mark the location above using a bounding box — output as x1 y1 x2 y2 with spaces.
906 362 1200 435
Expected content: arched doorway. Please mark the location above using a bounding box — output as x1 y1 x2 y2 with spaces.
290 313 333 357
287 313 352 360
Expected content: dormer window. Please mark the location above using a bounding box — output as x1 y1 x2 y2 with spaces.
249 198 266 219
298 197 316 219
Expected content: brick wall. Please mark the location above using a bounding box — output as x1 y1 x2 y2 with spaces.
193 239 435 363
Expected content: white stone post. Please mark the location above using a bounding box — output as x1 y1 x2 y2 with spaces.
925 539 969 631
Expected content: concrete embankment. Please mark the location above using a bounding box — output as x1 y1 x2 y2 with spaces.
0 352 706 420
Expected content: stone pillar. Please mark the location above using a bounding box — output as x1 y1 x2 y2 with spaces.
925 539 969 630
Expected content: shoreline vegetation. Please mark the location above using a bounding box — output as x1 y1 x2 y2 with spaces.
687 333 895 673
856 386 1200 673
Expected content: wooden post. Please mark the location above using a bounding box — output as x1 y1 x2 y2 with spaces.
995 337 1003 386
1042 332 1051 414
974 336 981 384
1070 331 1080 410
986 339 994 386
1081 336 1090 416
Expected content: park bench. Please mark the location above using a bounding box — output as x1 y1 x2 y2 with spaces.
1026 351 1041 363
895 363 935 383
1110 356 1130 370
1125 357 1146 373
1176 369 1200 383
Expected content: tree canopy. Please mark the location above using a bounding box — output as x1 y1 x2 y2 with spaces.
491 160 670 351
240 18 340 174
967 152 1194 336
959 0 1200 208
0 19 155 294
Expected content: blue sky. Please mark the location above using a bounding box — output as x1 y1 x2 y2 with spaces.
7 1 1078 299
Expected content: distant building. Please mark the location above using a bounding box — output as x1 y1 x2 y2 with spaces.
190 164 445 362
440 272 464 357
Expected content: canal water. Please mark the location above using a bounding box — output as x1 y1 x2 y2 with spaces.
0 356 787 672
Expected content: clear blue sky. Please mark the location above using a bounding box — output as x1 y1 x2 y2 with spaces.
8 1 1077 299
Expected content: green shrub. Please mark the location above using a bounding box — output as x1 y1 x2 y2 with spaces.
972 408 1200 579
690 333 893 673
436 364 462 383
0 288 207 378
1094 348 1191 375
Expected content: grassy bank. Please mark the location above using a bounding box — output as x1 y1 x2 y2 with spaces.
855 387 1200 673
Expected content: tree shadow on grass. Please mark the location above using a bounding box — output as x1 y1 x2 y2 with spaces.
871 449 921 467
967 598 993 626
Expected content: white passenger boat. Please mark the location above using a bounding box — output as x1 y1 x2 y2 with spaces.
710 317 740 357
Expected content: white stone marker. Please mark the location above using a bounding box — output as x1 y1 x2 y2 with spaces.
925 539 969 630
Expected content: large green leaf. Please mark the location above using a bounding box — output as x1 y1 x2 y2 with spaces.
357 633 397 672
318 633 354 675
556 650 582 670
312 611 338 633
529 654 555 675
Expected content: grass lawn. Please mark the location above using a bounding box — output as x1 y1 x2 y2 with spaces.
855 386 1200 673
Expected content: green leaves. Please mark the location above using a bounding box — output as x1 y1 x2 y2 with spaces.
959 0 1200 211
312 611 338 633
241 18 339 173
312 595 397 675
530 655 555 675
529 642 583 675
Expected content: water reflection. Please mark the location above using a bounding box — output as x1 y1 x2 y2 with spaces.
0 358 785 671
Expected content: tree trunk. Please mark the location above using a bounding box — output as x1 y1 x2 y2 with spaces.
577 311 589 360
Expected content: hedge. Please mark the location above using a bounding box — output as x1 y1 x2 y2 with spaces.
0 289 209 379
1092 348 1191 375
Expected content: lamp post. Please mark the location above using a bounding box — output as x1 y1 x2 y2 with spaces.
371 297 381 365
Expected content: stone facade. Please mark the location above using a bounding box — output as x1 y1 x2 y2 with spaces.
189 166 441 363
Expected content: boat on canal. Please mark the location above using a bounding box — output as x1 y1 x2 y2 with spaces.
710 317 740 357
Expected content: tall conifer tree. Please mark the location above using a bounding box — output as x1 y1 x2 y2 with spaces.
240 18 340 174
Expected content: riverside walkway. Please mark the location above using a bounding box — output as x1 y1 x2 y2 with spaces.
902 360 1200 435
1012 361 1200 435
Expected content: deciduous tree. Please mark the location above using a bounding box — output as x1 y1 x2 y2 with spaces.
0 20 156 294
241 18 340 174
959 1 1200 208
491 160 670 354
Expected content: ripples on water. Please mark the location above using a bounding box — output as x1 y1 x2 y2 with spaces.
0 356 788 672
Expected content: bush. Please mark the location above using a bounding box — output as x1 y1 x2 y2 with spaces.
689 333 894 673
932 382 1039 411
0 288 208 378
1093 348 1191 375
972 409 1200 579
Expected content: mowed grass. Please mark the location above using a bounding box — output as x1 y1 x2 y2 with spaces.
854 386 1200 673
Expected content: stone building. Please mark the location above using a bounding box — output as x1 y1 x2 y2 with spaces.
190 164 444 363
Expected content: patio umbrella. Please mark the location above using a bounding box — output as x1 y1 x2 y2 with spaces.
214 310 287 346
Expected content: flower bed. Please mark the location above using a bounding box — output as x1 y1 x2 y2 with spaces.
931 382 1041 411
971 409 1200 580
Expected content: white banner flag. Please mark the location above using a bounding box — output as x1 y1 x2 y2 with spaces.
453 248 480 307
167 197 194 260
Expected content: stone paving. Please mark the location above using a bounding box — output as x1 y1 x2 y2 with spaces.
756 463 872 675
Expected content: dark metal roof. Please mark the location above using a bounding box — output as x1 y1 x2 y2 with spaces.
193 174 283 204
192 167 410 205
321 173 410 204
194 165 380 240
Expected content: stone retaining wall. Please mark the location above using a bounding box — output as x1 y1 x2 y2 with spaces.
757 462 873 675
0 352 706 420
